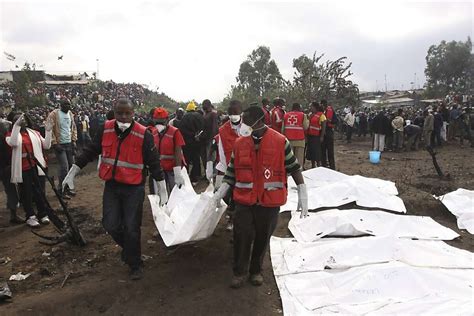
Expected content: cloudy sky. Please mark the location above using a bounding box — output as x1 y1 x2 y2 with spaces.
0 0 472 102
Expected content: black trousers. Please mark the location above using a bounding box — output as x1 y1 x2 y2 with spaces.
1 167 18 211
233 203 279 276
102 181 145 269
183 143 202 182
321 129 336 170
20 168 50 219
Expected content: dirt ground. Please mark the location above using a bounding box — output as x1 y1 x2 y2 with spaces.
0 135 473 315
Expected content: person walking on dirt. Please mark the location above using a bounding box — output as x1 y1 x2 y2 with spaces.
147 107 186 194
212 105 308 289
62 98 168 280
321 100 337 170
47 99 77 199
282 103 308 168
423 109 434 148
5 112 53 227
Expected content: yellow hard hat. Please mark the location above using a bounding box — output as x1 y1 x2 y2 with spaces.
186 101 197 111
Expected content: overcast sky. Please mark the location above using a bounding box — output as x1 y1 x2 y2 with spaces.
0 0 472 102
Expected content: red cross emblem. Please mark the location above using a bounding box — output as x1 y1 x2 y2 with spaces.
288 114 298 126
264 168 271 179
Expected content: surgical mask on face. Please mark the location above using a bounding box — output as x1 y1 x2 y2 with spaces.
117 121 131 131
239 116 264 137
155 124 166 133
229 115 241 124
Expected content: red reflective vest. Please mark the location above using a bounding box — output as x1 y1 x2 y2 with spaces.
218 121 239 165
308 112 323 136
233 128 287 207
149 125 183 171
283 111 305 140
263 107 271 126
270 107 285 132
99 120 145 185
325 105 335 129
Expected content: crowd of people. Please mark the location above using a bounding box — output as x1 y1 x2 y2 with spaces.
0 83 472 285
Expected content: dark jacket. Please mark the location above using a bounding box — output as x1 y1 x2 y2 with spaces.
75 120 164 184
178 111 205 145
372 112 390 135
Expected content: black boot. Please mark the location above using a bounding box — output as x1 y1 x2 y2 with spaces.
9 209 24 224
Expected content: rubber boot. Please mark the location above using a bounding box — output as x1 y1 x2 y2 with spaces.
9 208 24 224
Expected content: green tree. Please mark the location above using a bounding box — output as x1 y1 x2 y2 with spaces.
12 62 46 111
424 37 473 97
235 46 283 101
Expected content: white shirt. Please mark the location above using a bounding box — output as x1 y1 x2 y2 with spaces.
344 113 355 127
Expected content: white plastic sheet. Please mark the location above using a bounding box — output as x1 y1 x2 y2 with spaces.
271 236 473 275
148 168 227 246
270 237 474 315
437 188 474 234
283 167 406 213
288 209 459 242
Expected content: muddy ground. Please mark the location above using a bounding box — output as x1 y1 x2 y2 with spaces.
0 135 473 315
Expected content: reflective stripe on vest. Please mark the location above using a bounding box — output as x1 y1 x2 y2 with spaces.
263 182 284 189
101 157 144 169
235 182 253 189
308 112 323 136
160 154 175 159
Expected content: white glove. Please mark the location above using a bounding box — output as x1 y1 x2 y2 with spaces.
297 183 309 218
62 164 81 191
211 182 230 211
173 166 185 188
214 174 224 192
154 180 169 207
205 161 214 181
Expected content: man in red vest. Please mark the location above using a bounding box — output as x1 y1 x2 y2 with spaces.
282 103 308 168
321 99 337 170
62 98 168 280
270 97 285 132
306 102 327 168
212 105 308 289
149 107 186 193
261 98 271 126
206 100 242 230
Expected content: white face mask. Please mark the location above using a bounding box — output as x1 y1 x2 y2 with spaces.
229 115 241 124
117 121 131 131
239 115 264 137
155 124 166 133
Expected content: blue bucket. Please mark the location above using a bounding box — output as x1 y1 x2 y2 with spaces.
369 151 381 164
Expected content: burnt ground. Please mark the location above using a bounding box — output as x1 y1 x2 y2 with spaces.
0 135 473 315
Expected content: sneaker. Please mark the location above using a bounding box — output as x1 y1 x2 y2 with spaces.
249 273 264 286
26 216 40 228
39 216 50 225
230 275 246 289
129 266 143 281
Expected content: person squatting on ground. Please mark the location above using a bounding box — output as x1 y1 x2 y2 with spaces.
321 100 337 170
206 100 243 231
47 99 77 198
147 107 186 194
306 102 327 168
5 112 53 227
211 105 309 289
282 103 308 169
62 98 168 280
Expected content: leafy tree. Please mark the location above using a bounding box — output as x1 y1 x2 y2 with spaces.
11 62 46 110
424 37 473 97
235 46 283 101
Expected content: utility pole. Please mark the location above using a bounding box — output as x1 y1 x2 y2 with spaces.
376 80 378 92
384 74 387 92
96 59 99 79
414 72 417 89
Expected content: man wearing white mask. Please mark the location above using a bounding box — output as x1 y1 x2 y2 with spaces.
212 105 308 289
148 107 186 194
206 100 243 230
62 98 167 280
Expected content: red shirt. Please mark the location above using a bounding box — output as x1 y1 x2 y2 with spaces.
6 131 36 171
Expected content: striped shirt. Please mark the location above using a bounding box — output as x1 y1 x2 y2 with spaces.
223 137 301 186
